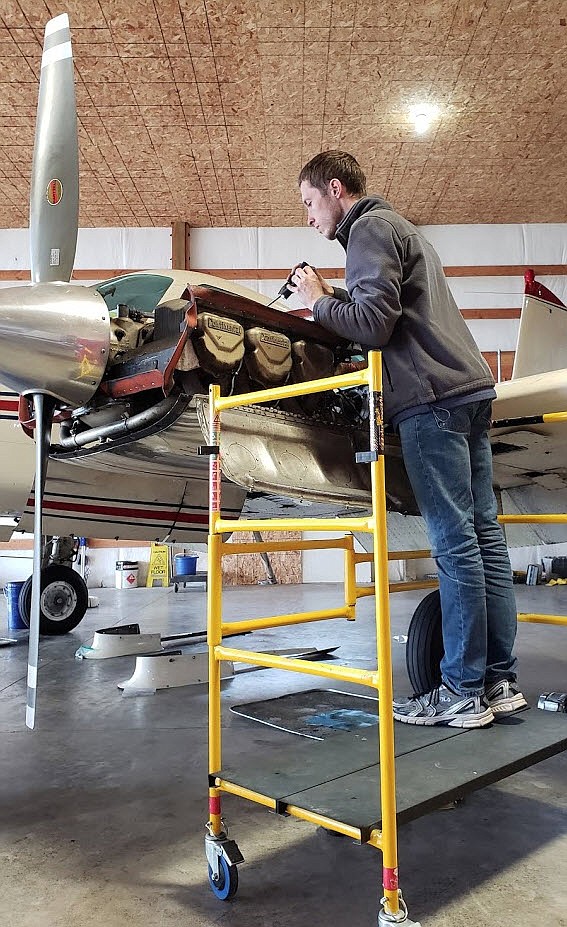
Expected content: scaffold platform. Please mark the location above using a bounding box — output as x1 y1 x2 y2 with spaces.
218 708 567 842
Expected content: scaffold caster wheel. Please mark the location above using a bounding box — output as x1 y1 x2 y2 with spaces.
208 856 238 900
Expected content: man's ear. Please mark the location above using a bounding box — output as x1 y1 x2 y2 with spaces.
329 178 342 198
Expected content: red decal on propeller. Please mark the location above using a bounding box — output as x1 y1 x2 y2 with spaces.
46 178 63 205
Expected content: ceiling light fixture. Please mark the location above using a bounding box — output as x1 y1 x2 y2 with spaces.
414 111 431 134
409 103 439 135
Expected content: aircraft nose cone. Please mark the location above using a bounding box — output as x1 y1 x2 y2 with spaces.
0 283 110 406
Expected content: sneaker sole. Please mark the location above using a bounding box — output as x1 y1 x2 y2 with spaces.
489 695 528 714
393 708 494 729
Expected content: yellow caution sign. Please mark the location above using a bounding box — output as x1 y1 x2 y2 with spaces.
146 543 169 587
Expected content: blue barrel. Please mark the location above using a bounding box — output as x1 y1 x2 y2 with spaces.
4 581 27 630
174 554 197 576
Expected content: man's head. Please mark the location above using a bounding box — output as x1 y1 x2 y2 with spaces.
298 150 367 239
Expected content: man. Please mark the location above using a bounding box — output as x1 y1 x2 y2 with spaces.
289 149 526 728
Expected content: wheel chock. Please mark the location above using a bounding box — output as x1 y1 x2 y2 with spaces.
118 651 234 695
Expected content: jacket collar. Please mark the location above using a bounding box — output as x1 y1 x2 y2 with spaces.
336 195 393 248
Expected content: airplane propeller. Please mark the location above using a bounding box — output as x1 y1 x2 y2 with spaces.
29 13 78 285
26 394 56 729
24 14 81 729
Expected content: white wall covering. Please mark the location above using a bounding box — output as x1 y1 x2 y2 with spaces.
2 222 566 308
421 224 567 267
74 228 172 270
0 227 172 273
190 223 567 318
189 228 259 269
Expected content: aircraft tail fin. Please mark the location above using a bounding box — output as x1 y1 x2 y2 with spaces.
511 270 567 379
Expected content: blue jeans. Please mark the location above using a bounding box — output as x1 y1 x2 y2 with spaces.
398 399 518 696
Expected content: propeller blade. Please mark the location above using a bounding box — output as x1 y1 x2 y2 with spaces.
26 394 56 730
29 13 78 285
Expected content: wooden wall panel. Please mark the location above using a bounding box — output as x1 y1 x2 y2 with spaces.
482 351 515 382
222 531 302 586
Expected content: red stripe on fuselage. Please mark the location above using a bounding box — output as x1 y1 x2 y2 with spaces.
26 497 214 525
0 399 19 413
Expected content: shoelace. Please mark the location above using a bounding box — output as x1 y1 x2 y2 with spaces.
428 687 441 707
412 687 440 707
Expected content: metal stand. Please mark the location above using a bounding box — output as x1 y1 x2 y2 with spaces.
172 571 207 592
203 351 417 924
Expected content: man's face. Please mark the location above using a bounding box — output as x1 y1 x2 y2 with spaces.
300 180 343 240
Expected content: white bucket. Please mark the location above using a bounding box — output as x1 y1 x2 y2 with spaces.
115 560 139 589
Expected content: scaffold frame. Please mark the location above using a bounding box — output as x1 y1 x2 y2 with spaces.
203 351 567 924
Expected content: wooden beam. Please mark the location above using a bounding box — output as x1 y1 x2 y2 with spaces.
0 538 151 550
190 267 346 279
182 264 567 280
444 264 567 277
0 264 565 283
461 309 521 319
171 221 190 270
0 269 134 281
482 350 516 381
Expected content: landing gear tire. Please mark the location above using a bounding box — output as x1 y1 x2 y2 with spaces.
18 565 89 635
406 589 443 696
208 857 238 901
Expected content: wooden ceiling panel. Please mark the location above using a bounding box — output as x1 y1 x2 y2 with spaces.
1 0 567 228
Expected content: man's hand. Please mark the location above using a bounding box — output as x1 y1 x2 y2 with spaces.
334 359 368 376
288 264 333 310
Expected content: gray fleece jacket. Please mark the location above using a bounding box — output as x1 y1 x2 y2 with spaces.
312 196 494 423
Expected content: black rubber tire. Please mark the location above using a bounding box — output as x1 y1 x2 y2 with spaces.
406 589 444 695
18 565 89 635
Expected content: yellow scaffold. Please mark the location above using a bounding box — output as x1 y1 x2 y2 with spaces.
203 351 421 926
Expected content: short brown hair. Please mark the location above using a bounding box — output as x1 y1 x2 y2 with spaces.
298 150 367 196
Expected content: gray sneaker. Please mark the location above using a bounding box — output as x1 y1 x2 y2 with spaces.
393 684 494 728
485 680 528 715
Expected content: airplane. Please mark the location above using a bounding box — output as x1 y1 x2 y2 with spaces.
2 15 567 727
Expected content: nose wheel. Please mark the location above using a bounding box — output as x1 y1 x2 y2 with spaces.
405 589 443 695
18 564 89 635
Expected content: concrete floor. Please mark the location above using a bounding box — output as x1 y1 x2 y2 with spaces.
1 581 567 927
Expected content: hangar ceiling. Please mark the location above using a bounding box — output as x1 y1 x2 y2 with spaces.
1 1 566 229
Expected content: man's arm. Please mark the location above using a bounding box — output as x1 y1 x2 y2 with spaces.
312 217 404 346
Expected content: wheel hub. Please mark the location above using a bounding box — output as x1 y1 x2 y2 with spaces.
41 581 78 621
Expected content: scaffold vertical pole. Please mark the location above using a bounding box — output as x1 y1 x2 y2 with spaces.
344 532 357 615
207 383 223 836
367 351 401 920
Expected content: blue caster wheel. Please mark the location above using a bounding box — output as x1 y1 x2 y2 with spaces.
208 855 238 900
